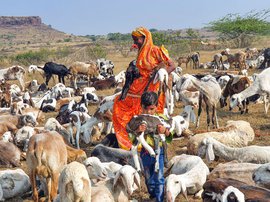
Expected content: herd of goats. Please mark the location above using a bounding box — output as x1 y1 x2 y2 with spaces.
0 47 269 202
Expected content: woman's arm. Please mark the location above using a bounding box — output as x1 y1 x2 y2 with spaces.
166 59 176 74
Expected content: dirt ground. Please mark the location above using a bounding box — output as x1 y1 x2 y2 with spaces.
3 51 270 202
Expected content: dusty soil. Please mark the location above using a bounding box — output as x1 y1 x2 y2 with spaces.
3 50 270 202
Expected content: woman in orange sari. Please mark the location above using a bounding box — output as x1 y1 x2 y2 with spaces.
112 27 175 150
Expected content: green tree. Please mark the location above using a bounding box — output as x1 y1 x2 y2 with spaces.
208 9 270 48
186 28 199 39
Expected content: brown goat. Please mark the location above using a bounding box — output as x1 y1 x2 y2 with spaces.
69 61 99 89
0 114 37 128
177 56 190 69
0 140 21 167
26 131 87 202
224 51 247 70
90 76 117 90
220 76 251 114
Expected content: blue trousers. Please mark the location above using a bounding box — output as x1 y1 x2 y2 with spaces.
141 147 165 202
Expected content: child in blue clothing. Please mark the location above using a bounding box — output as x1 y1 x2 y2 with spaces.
136 91 173 202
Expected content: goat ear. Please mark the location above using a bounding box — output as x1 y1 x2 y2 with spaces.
164 162 174 178
180 182 188 201
113 172 121 191
206 142 215 162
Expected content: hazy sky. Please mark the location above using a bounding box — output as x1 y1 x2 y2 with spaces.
1 0 269 36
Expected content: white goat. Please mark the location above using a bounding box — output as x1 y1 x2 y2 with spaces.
187 120 255 155
0 169 31 201
91 165 140 202
153 68 174 115
57 161 91 202
83 157 122 180
230 67 270 114
199 137 270 164
166 154 209 201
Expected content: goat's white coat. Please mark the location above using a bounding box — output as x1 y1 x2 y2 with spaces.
166 154 209 201
58 161 91 202
199 137 270 164
0 169 31 200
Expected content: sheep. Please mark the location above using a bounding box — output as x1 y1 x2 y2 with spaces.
26 131 87 202
165 154 209 201
198 137 270 164
0 140 21 167
0 169 31 201
187 120 254 155
252 162 270 189
202 178 270 202
57 161 91 202
91 165 140 202
208 161 261 186
14 126 39 151
83 156 123 180
69 61 99 89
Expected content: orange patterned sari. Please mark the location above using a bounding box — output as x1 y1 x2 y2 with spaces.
112 27 171 150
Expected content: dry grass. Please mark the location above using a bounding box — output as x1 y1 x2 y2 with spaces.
4 44 270 202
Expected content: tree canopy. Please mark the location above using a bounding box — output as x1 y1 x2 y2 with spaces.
208 9 270 48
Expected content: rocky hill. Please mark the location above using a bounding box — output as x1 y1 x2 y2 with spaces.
0 16 90 55
0 16 42 26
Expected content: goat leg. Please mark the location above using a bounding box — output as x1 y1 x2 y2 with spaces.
160 133 168 168
131 145 141 172
154 134 160 173
137 132 155 156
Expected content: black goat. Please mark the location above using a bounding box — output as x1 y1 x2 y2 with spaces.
90 144 136 167
119 60 141 100
259 48 270 69
42 62 70 85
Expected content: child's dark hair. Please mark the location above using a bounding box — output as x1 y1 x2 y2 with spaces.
141 91 158 108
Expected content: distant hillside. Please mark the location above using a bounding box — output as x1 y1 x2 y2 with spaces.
0 16 90 55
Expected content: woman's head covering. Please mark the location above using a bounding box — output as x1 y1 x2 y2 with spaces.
131 27 169 76
131 27 153 51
